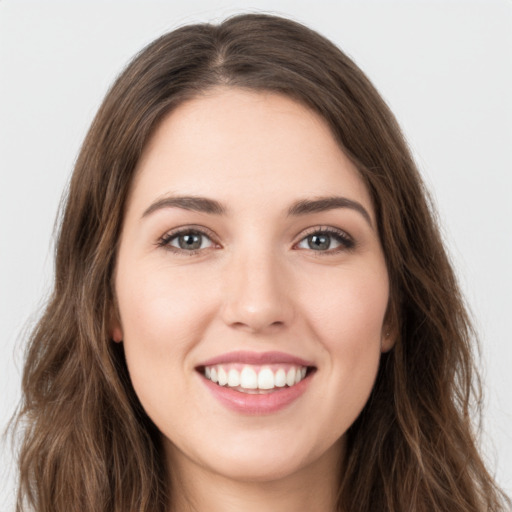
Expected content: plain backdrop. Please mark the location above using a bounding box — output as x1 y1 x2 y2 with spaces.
1 0 511 509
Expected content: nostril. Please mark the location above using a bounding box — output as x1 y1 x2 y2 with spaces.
228 319 286 334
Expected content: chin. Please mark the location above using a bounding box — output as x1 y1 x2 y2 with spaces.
206 449 312 483
165 426 344 485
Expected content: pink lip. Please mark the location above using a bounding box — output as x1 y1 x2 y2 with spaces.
200 374 313 415
196 351 316 415
197 350 314 367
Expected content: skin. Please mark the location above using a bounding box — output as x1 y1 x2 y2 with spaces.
112 87 394 512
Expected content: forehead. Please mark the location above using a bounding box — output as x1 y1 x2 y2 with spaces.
128 87 373 219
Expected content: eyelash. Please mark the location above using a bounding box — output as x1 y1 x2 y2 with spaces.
156 225 355 256
296 226 355 253
157 225 219 255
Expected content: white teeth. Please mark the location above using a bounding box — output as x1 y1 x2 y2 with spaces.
275 368 286 387
240 366 258 389
217 367 228 386
227 368 240 387
203 364 309 391
257 367 275 389
286 368 296 386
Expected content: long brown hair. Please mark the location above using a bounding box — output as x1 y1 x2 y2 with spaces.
13 13 510 512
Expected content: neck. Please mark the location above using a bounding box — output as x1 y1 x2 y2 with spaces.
166 439 344 512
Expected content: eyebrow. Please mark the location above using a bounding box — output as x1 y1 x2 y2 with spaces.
142 196 226 217
142 194 372 227
287 196 373 228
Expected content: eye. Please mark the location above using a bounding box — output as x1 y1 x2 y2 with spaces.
158 228 216 254
295 228 354 253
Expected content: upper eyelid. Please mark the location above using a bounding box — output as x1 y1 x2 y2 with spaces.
294 225 353 242
160 225 218 241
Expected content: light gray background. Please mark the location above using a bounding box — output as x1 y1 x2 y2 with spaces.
1 1 511 509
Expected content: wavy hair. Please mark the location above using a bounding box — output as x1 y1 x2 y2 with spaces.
13 13 510 512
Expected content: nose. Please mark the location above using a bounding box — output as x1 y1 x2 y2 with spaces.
220 249 295 334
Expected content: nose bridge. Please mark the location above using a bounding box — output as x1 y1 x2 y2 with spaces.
221 241 293 332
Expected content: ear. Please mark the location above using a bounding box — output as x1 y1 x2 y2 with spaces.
111 324 123 343
381 303 398 353
381 326 397 353
109 303 123 343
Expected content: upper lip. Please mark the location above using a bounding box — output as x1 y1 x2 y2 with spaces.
197 350 315 367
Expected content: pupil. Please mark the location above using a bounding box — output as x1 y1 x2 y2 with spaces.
309 234 330 250
179 233 201 250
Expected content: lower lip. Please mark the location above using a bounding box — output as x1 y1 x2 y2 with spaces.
200 373 313 415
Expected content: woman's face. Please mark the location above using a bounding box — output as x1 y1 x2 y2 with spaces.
112 88 393 483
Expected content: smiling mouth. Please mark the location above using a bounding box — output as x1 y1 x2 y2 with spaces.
198 364 315 394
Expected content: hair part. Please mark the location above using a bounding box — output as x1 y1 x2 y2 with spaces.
13 13 510 512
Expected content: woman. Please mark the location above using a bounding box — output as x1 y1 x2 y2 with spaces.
14 13 510 512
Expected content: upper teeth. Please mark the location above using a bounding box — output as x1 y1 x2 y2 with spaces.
204 365 307 391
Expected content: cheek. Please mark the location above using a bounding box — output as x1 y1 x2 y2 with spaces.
301 263 389 344
116 263 220 427
115 262 218 407
117 261 217 352
299 264 388 414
